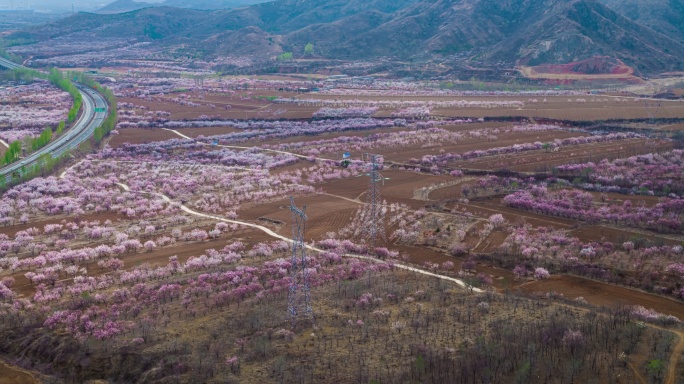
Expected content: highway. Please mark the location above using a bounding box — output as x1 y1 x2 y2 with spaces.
0 56 109 181
0 57 21 70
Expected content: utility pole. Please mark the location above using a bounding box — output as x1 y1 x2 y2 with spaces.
287 197 313 327
364 154 387 249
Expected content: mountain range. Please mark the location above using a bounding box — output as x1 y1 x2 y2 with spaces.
96 0 268 13
8 0 684 75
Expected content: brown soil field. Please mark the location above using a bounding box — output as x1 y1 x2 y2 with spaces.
433 104 684 121
161 123 588 172
235 190 513 285
233 190 521 294
463 200 577 229
304 94 581 102
306 207 359 240
428 178 480 201
252 125 411 148
305 93 667 105
299 93 684 121
175 126 241 138
473 230 508 253
9 225 270 299
431 186 682 246
108 128 178 147
570 225 683 246
238 193 361 241
380 242 517 290
117 228 263 270
119 96 271 120
253 74 330 81
517 275 684 320
0 211 122 237
440 121 524 131
428 178 483 200
237 193 517 288
377 130 585 163
660 122 684 131
464 194 682 242
119 90 684 123
585 191 665 208
322 170 454 203
453 138 669 172
248 104 319 119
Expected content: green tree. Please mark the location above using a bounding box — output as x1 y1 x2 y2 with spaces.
56 121 65 135
304 43 314 55
647 359 664 379
277 52 293 61
3 140 21 165
414 354 426 378
30 127 53 151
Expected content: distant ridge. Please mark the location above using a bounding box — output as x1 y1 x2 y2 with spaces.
12 0 684 75
96 0 268 13
96 0 152 14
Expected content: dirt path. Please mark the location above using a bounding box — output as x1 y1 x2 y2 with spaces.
518 275 684 383
112 180 482 292
662 328 684 384
621 323 683 384
465 201 574 228
59 153 684 380
321 192 362 204
627 362 648 384
414 177 476 201
602 224 684 244
0 359 39 384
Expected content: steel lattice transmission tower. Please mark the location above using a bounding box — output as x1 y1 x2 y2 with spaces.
364 154 387 248
287 197 313 327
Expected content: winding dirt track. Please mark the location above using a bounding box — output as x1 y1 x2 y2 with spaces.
67 130 684 380
110 180 481 292
115 179 684 383
663 328 684 384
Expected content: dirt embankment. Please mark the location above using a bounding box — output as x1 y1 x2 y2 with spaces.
517 275 684 320
0 359 39 384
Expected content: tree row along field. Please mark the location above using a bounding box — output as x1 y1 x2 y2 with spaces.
0 70 682 383
108 72 684 123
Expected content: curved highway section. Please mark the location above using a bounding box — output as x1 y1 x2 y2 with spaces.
0 57 109 180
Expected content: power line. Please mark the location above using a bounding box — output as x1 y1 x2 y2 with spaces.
287 196 313 327
363 153 387 248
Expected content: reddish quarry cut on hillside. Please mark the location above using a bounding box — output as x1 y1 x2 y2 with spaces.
519 56 642 82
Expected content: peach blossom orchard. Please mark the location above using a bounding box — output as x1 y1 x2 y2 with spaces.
0 69 682 383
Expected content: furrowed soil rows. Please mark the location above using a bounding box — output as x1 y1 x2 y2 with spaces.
239 194 360 241
0 211 121 237
373 131 586 163
570 225 683 246
517 275 684 320
462 200 577 229
301 94 684 121
176 126 242 138
454 139 670 172
108 128 178 147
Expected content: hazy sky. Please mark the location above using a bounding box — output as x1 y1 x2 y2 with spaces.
0 0 162 12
